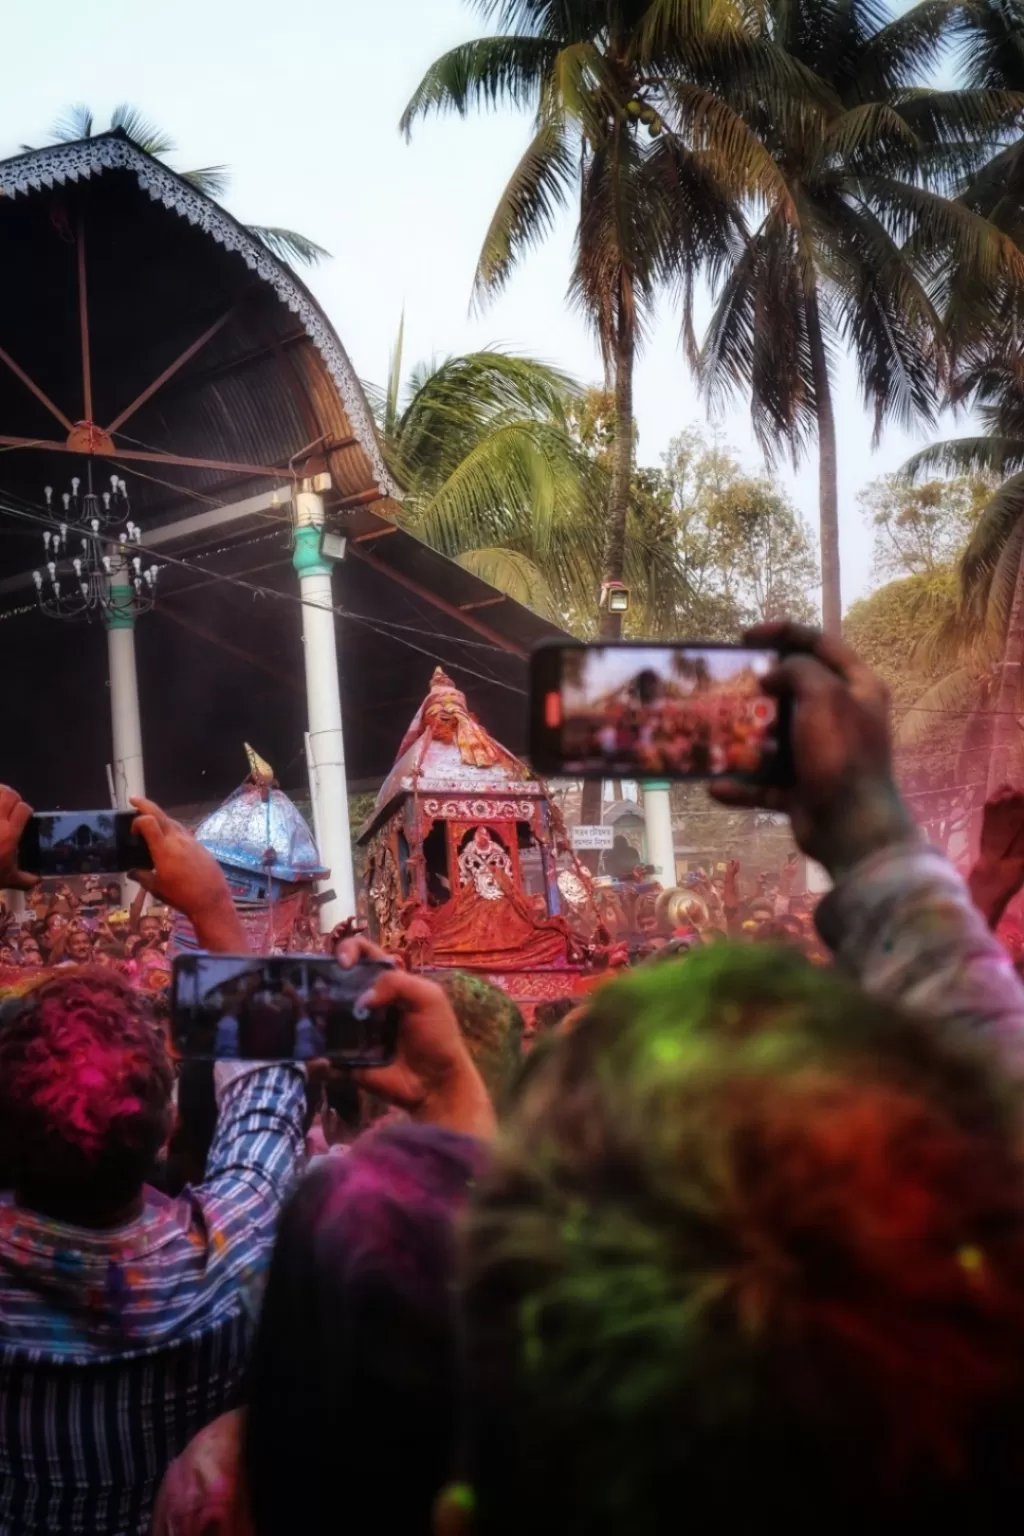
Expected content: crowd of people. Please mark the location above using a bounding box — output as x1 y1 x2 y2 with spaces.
565 659 777 778
6 621 1024 1535
0 874 172 978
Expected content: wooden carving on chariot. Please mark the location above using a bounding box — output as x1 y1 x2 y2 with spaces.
358 668 697 1011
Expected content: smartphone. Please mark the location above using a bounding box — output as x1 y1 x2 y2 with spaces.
19 811 154 877
170 954 400 1067
529 640 789 782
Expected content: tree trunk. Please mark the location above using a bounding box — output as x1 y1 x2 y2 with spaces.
805 282 842 635
578 778 604 873
987 543 1024 795
599 308 636 642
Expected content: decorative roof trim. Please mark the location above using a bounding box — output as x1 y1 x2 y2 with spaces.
0 135 397 498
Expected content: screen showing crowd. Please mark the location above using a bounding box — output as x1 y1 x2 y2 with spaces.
172 956 393 1063
560 646 778 778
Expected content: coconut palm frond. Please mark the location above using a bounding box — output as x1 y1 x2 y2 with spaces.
181 165 231 198
51 103 94 142
958 472 1024 617
902 438 1024 483
109 104 176 157
454 548 560 618
897 666 977 748
400 35 557 135
248 226 330 267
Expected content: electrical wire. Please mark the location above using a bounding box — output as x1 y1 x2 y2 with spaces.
0 490 528 695
0 484 520 656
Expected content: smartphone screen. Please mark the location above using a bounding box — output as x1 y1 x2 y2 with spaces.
19 811 154 877
529 642 784 781
170 954 399 1067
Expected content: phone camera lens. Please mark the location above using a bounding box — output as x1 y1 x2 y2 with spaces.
353 1002 371 1022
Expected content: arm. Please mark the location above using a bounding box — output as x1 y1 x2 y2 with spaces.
130 796 249 953
817 843 1024 1064
200 1062 307 1208
47 924 71 963
712 622 1024 1062
966 786 1024 930
128 883 146 935
338 935 497 1140
722 860 744 937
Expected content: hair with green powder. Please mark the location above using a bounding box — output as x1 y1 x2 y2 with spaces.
437 970 524 1109
463 944 1024 1536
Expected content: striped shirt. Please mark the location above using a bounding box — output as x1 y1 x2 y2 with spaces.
0 1064 306 1536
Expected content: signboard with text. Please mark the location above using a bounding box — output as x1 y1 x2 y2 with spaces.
571 825 615 851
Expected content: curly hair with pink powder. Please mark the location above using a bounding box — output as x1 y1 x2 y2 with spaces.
0 967 173 1221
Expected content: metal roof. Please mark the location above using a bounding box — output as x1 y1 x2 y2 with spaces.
0 133 565 808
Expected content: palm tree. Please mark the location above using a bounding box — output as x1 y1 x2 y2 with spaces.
27 103 328 268
897 0 1024 792
902 355 1024 792
372 332 692 631
400 0 801 638
695 0 1024 633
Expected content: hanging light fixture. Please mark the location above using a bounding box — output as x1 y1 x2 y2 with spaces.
33 465 160 622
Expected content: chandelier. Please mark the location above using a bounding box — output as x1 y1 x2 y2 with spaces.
32 466 160 622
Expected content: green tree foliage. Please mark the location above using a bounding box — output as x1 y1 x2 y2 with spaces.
373 345 603 624
400 0 805 637
693 0 1024 635
628 428 819 637
860 473 991 581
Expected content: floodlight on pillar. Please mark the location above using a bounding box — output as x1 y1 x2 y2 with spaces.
600 579 630 615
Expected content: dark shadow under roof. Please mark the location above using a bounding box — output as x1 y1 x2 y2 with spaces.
0 133 564 806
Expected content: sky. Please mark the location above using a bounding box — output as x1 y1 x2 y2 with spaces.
1 0 957 613
567 646 774 702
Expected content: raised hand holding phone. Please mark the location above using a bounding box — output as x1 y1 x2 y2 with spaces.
710 622 917 879
129 797 247 953
529 640 787 782
0 786 40 892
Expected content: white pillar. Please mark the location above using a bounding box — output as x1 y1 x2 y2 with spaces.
292 489 355 931
643 781 676 886
106 574 146 810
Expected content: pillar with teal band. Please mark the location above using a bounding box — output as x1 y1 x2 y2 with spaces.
293 490 355 930
643 781 676 886
104 572 146 810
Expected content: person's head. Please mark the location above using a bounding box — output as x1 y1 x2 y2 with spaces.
43 912 65 939
0 943 16 965
438 972 524 1108
139 914 162 942
531 998 578 1035
18 936 41 967
93 943 126 970
461 945 1024 1536
64 926 93 965
245 1124 484 1536
103 881 122 907
0 968 173 1225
